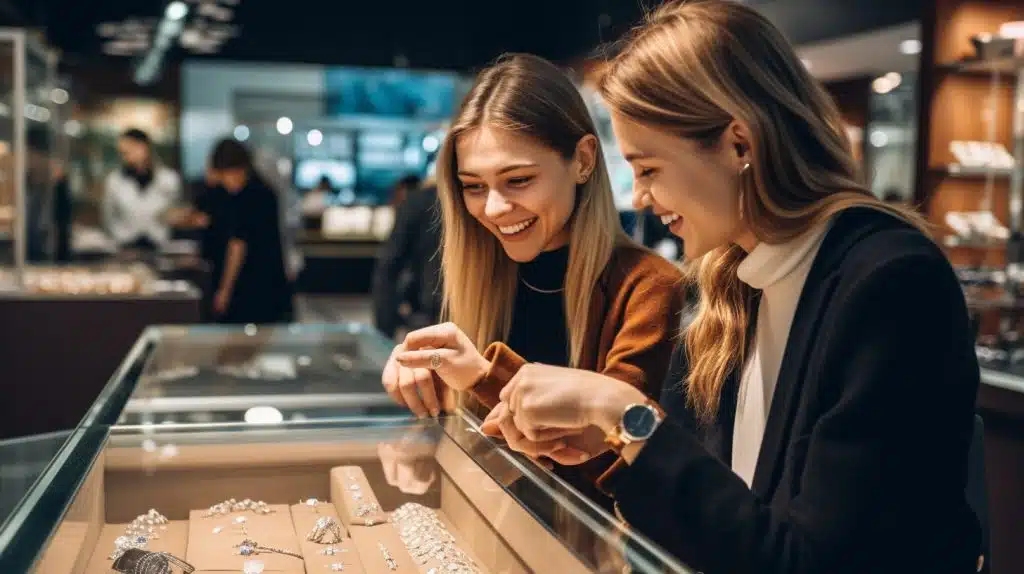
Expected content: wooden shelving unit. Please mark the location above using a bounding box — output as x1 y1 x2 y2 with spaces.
916 1 1023 270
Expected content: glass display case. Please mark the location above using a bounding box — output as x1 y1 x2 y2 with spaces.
0 29 59 277
0 324 693 573
120 323 403 425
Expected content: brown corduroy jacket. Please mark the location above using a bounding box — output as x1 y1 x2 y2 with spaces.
468 244 685 508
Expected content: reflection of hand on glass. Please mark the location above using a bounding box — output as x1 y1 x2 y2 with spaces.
377 429 439 495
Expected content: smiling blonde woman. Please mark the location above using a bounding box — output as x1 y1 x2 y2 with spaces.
381 53 683 508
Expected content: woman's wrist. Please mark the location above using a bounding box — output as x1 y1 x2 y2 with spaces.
590 383 647 433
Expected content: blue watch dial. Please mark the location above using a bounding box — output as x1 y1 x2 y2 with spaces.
622 404 659 441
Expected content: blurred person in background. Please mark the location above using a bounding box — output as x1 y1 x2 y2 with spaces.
208 139 293 324
51 160 73 263
372 177 442 339
252 148 304 283
102 128 181 251
389 174 422 207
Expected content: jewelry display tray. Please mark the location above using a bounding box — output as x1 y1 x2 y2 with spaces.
19 415 690 574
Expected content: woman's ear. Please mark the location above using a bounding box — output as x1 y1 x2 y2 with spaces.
573 134 599 183
723 120 752 167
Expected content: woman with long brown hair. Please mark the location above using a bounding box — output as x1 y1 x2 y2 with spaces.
380 53 684 507
486 2 981 573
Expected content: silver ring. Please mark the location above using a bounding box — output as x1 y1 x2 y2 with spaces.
429 351 442 370
307 516 344 545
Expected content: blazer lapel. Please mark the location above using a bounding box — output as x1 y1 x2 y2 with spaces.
749 208 888 497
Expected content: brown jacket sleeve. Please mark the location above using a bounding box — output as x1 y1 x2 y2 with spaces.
598 264 684 399
469 256 684 409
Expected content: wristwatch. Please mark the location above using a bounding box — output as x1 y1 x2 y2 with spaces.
604 399 665 453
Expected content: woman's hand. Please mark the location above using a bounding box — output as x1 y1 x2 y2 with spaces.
377 428 439 495
480 403 587 467
382 345 443 417
500 363 648 436
394 323 490 391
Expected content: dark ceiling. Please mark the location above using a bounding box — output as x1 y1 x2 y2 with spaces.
4 0 923 72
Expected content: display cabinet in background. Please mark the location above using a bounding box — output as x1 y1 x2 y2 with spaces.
916 3 1024 573
0 29 59 275
0 328 692 573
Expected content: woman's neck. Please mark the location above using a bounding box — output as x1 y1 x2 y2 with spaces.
519 245 570 292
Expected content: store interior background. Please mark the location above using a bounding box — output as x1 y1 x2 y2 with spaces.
0 0 1023 572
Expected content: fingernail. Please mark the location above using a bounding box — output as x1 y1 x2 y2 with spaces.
431 409 440 417
578 452 589 462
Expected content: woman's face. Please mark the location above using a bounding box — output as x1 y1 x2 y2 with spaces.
117 138 150 169
610 112 754 259
456 126 592 263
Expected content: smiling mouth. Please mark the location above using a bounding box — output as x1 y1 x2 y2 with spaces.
498 217 538 236
660 213 681 226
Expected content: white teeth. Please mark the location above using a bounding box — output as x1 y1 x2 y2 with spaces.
660 213 681 226
498 218 538 235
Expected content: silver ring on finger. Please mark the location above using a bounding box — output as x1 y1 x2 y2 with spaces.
429 351 442 370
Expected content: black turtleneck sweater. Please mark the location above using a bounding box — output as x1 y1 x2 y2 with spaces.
506 245 570 367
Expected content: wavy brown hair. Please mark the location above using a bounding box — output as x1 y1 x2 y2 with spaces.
436 53 631 367
599 0 929 423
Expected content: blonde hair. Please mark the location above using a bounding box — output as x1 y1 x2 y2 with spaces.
599 0 929 423
437 53 630 366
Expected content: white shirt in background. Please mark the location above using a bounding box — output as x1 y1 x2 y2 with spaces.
102 165 181 247
731 222 831 487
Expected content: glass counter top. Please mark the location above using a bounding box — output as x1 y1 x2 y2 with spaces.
117 323 404 425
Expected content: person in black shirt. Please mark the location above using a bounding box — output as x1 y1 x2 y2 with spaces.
208 139 293 324
372 185 443 338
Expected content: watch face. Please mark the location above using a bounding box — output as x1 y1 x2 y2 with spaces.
623 404 659 441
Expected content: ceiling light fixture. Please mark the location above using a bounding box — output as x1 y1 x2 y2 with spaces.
872 75 895 94
1000 21 1024 39
233 125 250 141
165 1 189 21
307 129 323 146
276 117 293 135
50 88 69 105
899 39 921 55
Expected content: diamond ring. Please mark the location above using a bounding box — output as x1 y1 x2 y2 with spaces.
430 351 442 370
307 516 344 544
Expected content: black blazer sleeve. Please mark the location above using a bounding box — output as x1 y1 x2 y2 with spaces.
612 250 980 574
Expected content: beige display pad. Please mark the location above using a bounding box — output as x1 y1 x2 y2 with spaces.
83 521 189 574
330 466 388 528
186 505 301 571
291 502 366 573
195 571 306 574
349 525 419 574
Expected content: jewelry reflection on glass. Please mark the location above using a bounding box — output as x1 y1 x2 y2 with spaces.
327 563 348 572
307 516 344 544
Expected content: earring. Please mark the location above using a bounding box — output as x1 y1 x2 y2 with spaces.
739 162 751 220
577 173 590 184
